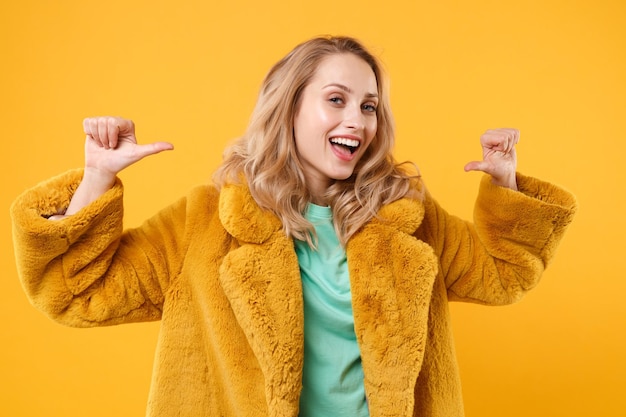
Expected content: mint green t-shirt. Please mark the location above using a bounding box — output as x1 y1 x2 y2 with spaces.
294 204 369 417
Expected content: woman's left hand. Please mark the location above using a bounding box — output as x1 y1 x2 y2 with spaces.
464 128 519 190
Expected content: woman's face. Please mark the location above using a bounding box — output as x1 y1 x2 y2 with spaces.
293 53 378 202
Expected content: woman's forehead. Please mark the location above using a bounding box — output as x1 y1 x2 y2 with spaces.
309 54 378 94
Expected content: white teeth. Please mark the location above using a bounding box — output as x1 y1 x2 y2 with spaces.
330 137 359 148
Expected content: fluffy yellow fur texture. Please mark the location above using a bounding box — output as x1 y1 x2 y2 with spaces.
11 169 577 416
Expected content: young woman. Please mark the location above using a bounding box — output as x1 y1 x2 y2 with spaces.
11 36 577 417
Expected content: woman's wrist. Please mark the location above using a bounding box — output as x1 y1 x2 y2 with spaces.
491 172 518 191
81 167 116 191
63 168 116 216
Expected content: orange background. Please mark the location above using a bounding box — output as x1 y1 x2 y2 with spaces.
1 0 624 416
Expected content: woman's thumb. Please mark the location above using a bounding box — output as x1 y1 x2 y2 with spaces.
134 141 174 161
464 160 487 173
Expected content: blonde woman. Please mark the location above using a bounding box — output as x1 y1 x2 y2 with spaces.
11 36 577 417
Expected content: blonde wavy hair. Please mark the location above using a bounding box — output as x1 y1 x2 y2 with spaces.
213 35 420 246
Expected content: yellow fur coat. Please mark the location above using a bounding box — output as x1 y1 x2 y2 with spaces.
11 170 577 417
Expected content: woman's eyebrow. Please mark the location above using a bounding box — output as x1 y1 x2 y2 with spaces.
323 83 378 98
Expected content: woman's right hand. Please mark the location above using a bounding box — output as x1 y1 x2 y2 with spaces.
50 116 174 219
82 116 174 181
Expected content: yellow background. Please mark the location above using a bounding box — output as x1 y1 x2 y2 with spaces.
1 0 624 416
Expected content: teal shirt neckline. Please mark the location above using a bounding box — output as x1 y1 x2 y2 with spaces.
295 204 368 417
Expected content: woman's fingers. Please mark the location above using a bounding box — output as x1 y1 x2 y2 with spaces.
83 116 135 149
480 128 519 155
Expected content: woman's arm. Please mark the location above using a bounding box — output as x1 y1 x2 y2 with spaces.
418 174 577 305
11 169 204 326
416 129 577 305
11 117 182 326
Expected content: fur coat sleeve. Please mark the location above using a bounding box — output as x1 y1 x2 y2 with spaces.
417 172 578 305
10 169 216 326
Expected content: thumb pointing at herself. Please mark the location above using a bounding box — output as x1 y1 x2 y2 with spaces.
464 128 519 190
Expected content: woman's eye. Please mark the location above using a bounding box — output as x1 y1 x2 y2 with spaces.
329 96 343 104
362 103 377 112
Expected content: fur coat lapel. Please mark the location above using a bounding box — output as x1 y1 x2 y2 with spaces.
347 198 438 416
217 181 304 416
217 182 438 417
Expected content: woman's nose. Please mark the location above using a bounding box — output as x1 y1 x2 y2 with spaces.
343 106 365 130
